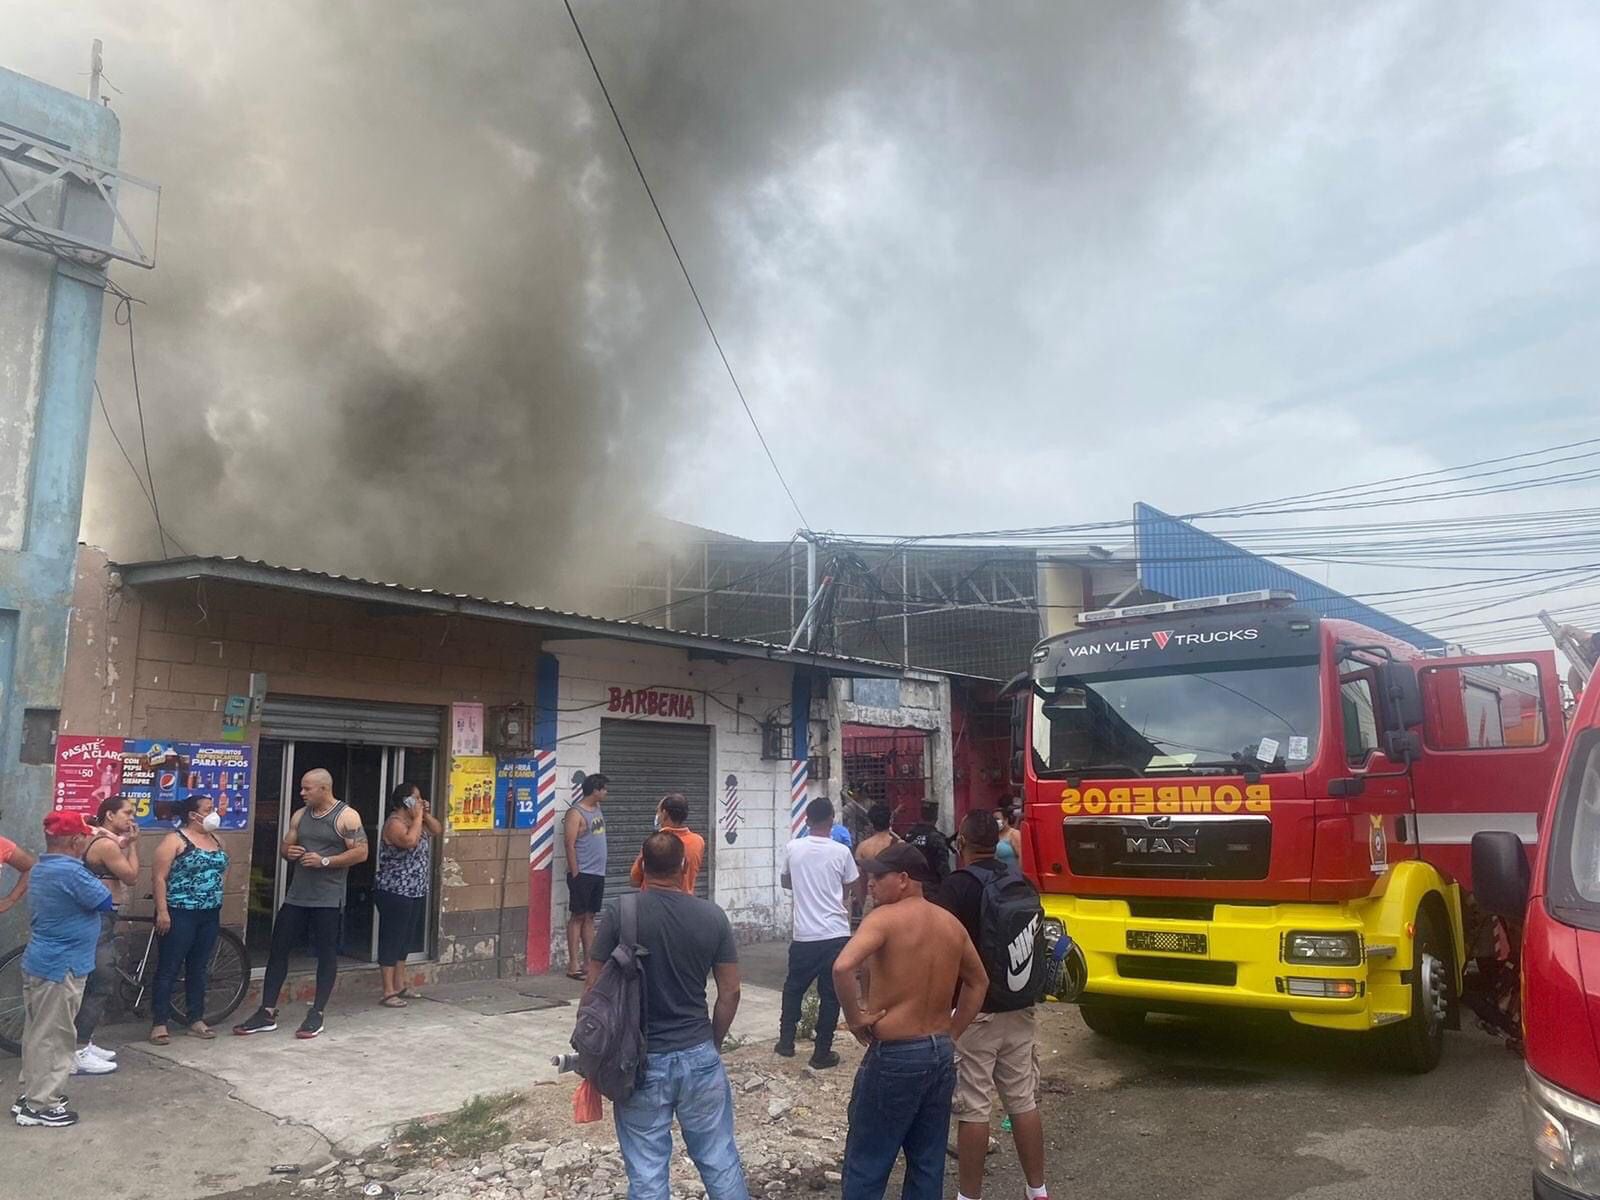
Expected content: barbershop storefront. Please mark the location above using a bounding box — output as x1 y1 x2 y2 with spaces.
52 549 934 991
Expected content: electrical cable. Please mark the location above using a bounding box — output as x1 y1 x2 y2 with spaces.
561 0 809 530
94 379 192 558
113 293 169 559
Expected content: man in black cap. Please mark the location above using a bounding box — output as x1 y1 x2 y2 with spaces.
831 842 987 1200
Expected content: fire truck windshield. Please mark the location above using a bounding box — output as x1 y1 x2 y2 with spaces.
1032 659 1322 777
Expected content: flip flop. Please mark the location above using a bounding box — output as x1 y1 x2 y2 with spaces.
565 971 586 982
380 994 409 1008
149 1030 171 1045
188 1025 217 1040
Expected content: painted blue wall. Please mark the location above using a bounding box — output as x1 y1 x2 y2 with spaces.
1134 503 1444 650
0 67 121 940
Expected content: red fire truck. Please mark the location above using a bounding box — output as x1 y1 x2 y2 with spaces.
1475 654 1600 1197
1018 590 1565 1072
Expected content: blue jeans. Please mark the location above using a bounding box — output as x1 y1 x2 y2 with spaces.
615 1040 748 1200
152 907 221 1026
842 1035 957 1200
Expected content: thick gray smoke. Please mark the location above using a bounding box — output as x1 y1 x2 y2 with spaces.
3 1 1201 610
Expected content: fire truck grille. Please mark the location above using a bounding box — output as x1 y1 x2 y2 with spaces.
1126 930 1208 956
1064 817 1271 880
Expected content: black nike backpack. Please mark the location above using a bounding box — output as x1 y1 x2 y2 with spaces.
963 861 1046 1011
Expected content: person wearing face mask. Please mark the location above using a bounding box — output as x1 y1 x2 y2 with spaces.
149 794 230 1044
374 782 441 1008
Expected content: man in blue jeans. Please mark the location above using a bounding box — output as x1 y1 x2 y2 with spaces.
588 832 747 1200
833 842 988 1200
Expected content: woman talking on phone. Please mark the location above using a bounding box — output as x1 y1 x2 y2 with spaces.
374 782 441 1007
149 794 229 1044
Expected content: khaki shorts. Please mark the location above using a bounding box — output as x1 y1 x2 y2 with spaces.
952 1008 1040 1121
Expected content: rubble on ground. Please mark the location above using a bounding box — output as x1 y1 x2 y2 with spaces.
295 1045 857 1200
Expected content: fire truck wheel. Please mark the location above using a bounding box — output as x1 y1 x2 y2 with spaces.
1389 907 1449 1074
1078 1003 1147 1040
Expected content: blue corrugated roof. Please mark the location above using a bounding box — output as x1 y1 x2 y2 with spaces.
1134 503 1444 650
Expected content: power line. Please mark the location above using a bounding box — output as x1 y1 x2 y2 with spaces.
560 0 809 530
112 293 170 559
94 379 192 557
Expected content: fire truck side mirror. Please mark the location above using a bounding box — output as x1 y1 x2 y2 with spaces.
1379 662 1424 730
1471 831 1531 919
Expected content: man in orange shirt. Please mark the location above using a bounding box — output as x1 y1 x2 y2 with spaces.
629 794 705 894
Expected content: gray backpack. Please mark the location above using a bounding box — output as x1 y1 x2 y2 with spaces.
570 893 648 1101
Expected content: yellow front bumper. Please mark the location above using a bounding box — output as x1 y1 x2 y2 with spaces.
1043 894 1413 1032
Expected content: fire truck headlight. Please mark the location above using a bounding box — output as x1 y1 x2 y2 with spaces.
1283 932 1362 966
1528 1069 1600 1194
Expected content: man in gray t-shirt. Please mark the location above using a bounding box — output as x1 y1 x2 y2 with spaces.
588 833 746 1200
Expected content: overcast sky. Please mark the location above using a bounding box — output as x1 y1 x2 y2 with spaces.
5 1 1600 647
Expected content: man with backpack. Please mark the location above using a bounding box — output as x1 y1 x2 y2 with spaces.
935 809 1050 1200
584 832 748 1200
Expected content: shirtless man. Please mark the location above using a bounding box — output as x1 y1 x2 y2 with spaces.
832 842 988 1200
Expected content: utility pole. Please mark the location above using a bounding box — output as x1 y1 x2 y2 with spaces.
88 39 104 103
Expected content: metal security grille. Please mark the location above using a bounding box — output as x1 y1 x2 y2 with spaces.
597 719 712 900
841 728 928 833
261 696 443 747
1126 930 1208 956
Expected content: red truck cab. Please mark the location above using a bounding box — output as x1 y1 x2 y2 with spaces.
1477 674 1600 1198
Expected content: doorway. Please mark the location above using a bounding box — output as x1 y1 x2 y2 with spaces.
248 738 437 967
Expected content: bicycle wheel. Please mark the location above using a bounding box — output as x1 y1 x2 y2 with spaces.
169 928 251 1028
0 944 27 1057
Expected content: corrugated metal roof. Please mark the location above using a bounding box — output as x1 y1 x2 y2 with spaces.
1134 503 1445 650
111 554 910 677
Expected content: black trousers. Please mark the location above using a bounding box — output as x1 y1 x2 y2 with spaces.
780 936 849 1055
261 903 342 1013
373 890 423 968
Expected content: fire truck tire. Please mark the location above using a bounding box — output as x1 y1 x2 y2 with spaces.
1388 906 1449 1074
1078 1003 1147 1040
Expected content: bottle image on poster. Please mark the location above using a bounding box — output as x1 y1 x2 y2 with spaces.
449 755 496 831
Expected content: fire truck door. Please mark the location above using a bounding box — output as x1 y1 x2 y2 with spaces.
1405 650 1564 891
1337 655 1415 873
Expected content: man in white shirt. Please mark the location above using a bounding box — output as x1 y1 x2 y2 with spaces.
777 796 860 1069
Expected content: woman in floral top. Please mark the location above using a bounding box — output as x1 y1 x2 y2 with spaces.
375 782 441 1007
150 794 229 1043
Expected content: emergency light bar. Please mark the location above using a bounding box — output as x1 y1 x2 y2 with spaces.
1078 589 1297 625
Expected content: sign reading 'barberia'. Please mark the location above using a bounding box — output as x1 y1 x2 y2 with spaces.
607 686 697 720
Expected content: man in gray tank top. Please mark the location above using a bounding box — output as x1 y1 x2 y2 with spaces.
233 769 368 1040
563 773 609 979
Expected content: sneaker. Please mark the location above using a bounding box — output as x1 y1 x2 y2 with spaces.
12 1093 67 1116
808 1050 841 1069
14 1100 78 1127
71 1048 117 1075
295 1009 324 1040
773 1039 796 1058
82 1042 116 1062
233 1007 278 1036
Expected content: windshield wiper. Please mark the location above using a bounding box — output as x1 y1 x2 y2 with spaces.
1059 762 1147 779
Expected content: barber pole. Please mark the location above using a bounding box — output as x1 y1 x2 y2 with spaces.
525 750 559 973
723 773 741 844
790 759 809 838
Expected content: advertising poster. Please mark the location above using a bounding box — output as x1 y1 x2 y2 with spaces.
221 695 250 743
52 736 125 818
52 736 252 830
497 756 537 829
449 754 496 831
451 703 485 756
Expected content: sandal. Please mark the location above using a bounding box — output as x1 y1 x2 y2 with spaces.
188 1023 217 1040
565 970 586 982
380 994 409 1008
149 1029 171 1046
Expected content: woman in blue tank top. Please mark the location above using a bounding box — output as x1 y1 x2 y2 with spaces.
995 802 1022 866
150 794 229 1043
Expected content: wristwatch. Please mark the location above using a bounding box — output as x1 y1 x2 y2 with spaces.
319 856 331 868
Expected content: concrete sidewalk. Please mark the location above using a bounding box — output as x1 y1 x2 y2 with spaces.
2 961 790 1200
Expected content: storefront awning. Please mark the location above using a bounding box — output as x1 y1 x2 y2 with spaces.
113 555 908 679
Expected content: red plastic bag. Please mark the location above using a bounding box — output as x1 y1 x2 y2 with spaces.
573 1077 603 1124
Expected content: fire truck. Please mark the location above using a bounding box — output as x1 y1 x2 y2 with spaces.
1017 589 1566 1072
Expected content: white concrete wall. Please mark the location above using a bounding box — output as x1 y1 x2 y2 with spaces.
544 638 805 955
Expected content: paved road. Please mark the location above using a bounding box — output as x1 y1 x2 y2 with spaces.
974 1005 1532 1200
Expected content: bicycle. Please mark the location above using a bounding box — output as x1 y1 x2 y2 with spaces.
0 909 250 1055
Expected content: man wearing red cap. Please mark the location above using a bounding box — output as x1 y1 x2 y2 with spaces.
13 812 113 1128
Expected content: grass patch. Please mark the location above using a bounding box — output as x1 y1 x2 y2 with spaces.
396 1091 522 1159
